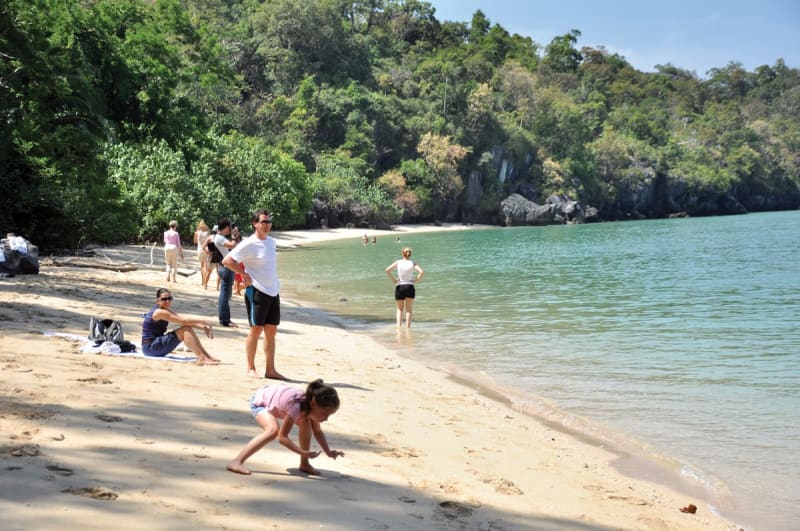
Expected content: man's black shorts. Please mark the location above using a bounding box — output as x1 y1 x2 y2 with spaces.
245 286 280 326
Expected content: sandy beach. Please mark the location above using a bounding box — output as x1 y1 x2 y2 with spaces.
0 224 740 530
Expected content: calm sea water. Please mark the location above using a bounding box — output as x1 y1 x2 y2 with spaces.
278 211 800 530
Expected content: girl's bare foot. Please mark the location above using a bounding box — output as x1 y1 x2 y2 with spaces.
227 462 251 475
299 464 320 476
265 371 288 381
247 368 260 378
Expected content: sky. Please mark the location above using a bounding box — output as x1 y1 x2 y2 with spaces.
428 0 799 77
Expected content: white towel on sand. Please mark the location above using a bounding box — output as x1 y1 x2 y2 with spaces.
44 331 197 362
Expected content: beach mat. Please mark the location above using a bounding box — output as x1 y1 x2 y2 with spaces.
44 331 197 362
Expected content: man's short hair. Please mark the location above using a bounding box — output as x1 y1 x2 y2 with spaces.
217 218 231 231
251 209 270 224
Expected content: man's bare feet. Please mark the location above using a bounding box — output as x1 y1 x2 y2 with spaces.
265 371 288 381
227 462 252 475
247 368 261 378
299 464 320 476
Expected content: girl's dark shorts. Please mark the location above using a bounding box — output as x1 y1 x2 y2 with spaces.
394 284 416 300
245 286 280 326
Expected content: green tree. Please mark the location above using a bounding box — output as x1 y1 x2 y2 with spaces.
105 139 225 241
417 132 468 218
312 152 401 225
542 29 582 73
202 132 312 228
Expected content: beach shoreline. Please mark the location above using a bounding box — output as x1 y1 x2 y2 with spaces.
269 222 496 249
0 223 740 530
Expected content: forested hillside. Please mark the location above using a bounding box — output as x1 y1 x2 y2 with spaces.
3 0 798 249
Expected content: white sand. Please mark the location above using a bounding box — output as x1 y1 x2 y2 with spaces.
0 224 739 530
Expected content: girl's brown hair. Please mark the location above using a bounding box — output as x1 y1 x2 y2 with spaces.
300 379 339 413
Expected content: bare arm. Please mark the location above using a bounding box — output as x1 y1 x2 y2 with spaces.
221 255 251 287
413 263 424 284
221 254 239 273
311 419 344 459
278 417 320 458
385 261 398 283
152 308 213 338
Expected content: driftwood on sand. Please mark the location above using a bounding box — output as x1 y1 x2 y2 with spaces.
44 257 141 272
43 244 197 276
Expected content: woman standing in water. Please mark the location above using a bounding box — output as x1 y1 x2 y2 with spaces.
385 247 424 328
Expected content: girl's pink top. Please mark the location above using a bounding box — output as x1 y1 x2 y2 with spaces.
163 229 181 247
252 384 304 421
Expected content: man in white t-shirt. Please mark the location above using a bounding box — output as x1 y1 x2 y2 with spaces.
222 209 286 380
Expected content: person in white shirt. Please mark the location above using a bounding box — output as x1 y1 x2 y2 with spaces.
385 247 424 328
222 209 285 380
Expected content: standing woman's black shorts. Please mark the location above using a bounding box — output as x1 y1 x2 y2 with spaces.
394 284 416 300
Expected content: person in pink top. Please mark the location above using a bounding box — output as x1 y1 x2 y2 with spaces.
226 379 344 476
163 220 184 283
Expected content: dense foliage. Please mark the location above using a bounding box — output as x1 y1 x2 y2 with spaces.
2 0 798 249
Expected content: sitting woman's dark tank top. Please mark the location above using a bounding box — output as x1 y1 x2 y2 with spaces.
141 306 168 341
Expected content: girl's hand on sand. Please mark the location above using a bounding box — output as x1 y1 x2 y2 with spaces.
327 450 344 459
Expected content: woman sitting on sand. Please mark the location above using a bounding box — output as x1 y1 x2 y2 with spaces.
140 288 220 365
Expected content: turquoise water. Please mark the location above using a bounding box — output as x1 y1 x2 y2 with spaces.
278 211 800 530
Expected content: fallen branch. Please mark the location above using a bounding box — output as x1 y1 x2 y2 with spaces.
46 257 139 272
44 257 196 276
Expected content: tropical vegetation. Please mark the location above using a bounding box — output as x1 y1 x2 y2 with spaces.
2 0 798 249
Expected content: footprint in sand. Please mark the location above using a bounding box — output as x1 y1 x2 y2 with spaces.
480 476 524 495
63 487 118 500
608 494 650 506
9 445 40 457
379 446 420 458
23 408 55 420
46 464 74 476
95 414 123 423
78 377 113 384
435 500 474 519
